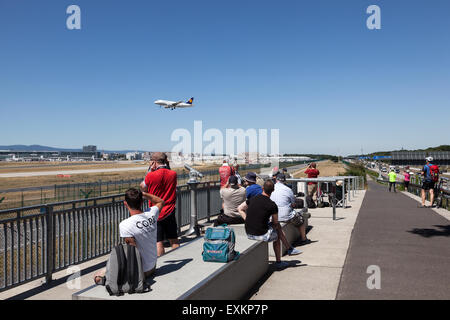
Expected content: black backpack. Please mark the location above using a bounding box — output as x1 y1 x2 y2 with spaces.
306 195 316 209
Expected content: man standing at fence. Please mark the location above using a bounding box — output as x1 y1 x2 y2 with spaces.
140 152 179 256
304 163 320 200
388 168 397 193
219 160 235 188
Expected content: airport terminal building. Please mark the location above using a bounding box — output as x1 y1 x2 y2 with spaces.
0 150 102 161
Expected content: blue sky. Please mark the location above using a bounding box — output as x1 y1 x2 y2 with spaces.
0 0 449 155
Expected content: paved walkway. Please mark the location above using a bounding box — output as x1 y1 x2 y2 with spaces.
250 189 367 300
337 180 450 300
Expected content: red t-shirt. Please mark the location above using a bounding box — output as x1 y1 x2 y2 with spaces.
219 165 234 187
305 168 320 185
143 168 177 220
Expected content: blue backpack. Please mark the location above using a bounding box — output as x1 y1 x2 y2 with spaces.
202 224 240 263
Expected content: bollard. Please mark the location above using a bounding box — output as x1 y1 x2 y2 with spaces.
186 181 200 236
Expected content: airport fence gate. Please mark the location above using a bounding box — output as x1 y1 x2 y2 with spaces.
0 181 221 293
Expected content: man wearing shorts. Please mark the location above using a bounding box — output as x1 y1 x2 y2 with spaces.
240 180 301 270
420 157 437 208
140 152 179 256
270 173 311 246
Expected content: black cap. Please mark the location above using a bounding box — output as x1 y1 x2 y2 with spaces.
276 173 286 181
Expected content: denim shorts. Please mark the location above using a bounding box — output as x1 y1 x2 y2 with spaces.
247 226 278 242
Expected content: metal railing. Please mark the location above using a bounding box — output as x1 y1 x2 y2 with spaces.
287 176 364 220
0 181 221 292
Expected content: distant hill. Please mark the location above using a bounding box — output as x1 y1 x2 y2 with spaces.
0 145 148 154
0 145 80 152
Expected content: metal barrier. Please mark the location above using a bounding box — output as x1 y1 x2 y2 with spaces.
0 181 221 292
287 176 363 220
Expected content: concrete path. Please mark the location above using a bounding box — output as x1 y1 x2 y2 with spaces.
337 181 450 300
250 189 367 300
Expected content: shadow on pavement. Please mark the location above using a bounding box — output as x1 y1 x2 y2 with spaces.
6 260 107 300
407 225 450 238
155 258 193 277
242 260 307 299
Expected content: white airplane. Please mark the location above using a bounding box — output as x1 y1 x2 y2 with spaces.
154 97 194 110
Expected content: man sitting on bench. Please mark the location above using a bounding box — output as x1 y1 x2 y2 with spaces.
238 180 301 270
94 188 165 284
270 173 311 246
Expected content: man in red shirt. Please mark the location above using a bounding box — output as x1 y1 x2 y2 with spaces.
140 152 179 256
304 162 320 200
219 160 235 188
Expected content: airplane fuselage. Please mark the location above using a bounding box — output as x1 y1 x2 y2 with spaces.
154 98 194 109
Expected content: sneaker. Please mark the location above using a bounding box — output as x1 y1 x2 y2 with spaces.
298 238 312 246
274 261 290 270
287 247 302 255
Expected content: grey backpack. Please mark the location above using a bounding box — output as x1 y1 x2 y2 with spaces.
103 243 148 296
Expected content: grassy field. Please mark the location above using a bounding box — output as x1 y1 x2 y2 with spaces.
292 160 346 178
0 161 147 173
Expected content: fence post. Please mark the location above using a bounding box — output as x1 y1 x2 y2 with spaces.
206 182 211 223
45 205 54 284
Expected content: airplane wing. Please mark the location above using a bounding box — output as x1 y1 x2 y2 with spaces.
172 101 183 106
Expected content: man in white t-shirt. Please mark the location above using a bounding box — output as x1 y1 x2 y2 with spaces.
270 174 311 246
94 188 165 284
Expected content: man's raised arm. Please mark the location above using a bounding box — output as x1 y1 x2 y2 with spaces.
142 192 165 211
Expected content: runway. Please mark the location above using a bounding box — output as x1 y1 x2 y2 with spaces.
0 166 150 178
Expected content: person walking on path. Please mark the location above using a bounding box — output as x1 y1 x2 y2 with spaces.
420 157 440 208
388 169 397 192
403 170 411 191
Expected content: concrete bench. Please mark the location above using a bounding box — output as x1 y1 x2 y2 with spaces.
72 226 268 300
225 216 309 258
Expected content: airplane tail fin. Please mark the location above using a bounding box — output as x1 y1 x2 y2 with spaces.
186 97 194 104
